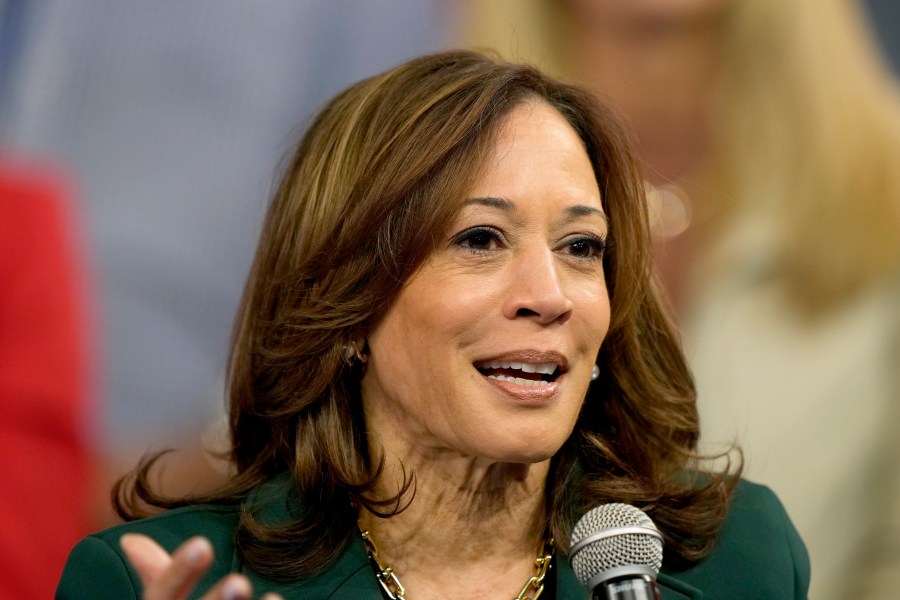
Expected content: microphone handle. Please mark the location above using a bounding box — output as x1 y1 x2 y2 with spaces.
593 574 662 600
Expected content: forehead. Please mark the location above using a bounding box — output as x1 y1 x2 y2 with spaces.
465 100 602 209
496 100 586 151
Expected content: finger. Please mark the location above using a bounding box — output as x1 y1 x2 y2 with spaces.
197 574 252 600
145 536 214 600
120 533 173 583
260 594 284 600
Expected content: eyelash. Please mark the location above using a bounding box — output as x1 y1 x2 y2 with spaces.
452 226 504 252
564 234 606 260
451 227 607 260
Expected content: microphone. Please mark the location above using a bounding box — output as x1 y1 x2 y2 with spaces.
569 503 664 600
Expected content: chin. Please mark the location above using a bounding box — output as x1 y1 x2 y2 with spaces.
481 434 568 465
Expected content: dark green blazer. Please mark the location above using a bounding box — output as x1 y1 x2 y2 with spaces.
57 479 809 599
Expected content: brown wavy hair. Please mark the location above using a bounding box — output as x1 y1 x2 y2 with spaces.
116 49 739 578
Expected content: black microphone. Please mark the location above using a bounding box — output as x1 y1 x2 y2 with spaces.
569 503 664 600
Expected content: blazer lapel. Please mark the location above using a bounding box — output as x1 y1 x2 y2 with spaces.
658 572 704 599
239 539 383 599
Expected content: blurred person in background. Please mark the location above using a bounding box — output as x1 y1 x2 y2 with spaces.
459 0 900 598
0 157 93 599
0 0 452 538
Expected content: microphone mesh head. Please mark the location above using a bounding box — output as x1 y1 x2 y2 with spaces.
569 503 664 585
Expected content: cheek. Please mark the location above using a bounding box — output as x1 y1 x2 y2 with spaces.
369 270 489 371
575 281 612 345
363 310 435 430
426 274 506 345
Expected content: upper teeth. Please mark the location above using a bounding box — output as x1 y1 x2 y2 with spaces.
478 361 557 375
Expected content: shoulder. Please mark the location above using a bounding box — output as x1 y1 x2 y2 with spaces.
57 503 241 599
56 475 380 599
85 502 240 556
660 479 810 599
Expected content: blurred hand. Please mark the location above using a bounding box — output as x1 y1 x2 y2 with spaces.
120 534 282 600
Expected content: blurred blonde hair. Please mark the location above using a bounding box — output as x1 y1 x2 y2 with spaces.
459 0 900 315
714 0 900 313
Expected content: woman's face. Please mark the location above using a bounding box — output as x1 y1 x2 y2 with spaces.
361 100 611 464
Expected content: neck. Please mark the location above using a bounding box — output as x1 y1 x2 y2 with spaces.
357 445 551 597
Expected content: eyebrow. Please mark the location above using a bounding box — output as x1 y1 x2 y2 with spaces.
463 196 515 211
563 204 608 225
463 196 609 225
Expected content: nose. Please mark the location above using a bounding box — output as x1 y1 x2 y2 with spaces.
502 248 574 325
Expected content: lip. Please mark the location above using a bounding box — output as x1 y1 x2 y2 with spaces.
473 349 568 405
474 349 569 370
481 376 563 404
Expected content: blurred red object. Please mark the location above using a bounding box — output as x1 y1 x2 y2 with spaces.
0 158 93 600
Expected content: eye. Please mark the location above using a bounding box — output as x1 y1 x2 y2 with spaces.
562 235 606 259
452 226 505 252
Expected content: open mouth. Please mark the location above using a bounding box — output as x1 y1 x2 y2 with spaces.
474 361 562 387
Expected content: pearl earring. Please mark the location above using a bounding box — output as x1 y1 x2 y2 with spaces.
342 340 368 364
591 364 600 381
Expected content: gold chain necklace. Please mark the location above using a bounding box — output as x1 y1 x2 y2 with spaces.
361 530 555 600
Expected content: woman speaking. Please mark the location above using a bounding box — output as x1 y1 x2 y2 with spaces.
57 51 808 599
